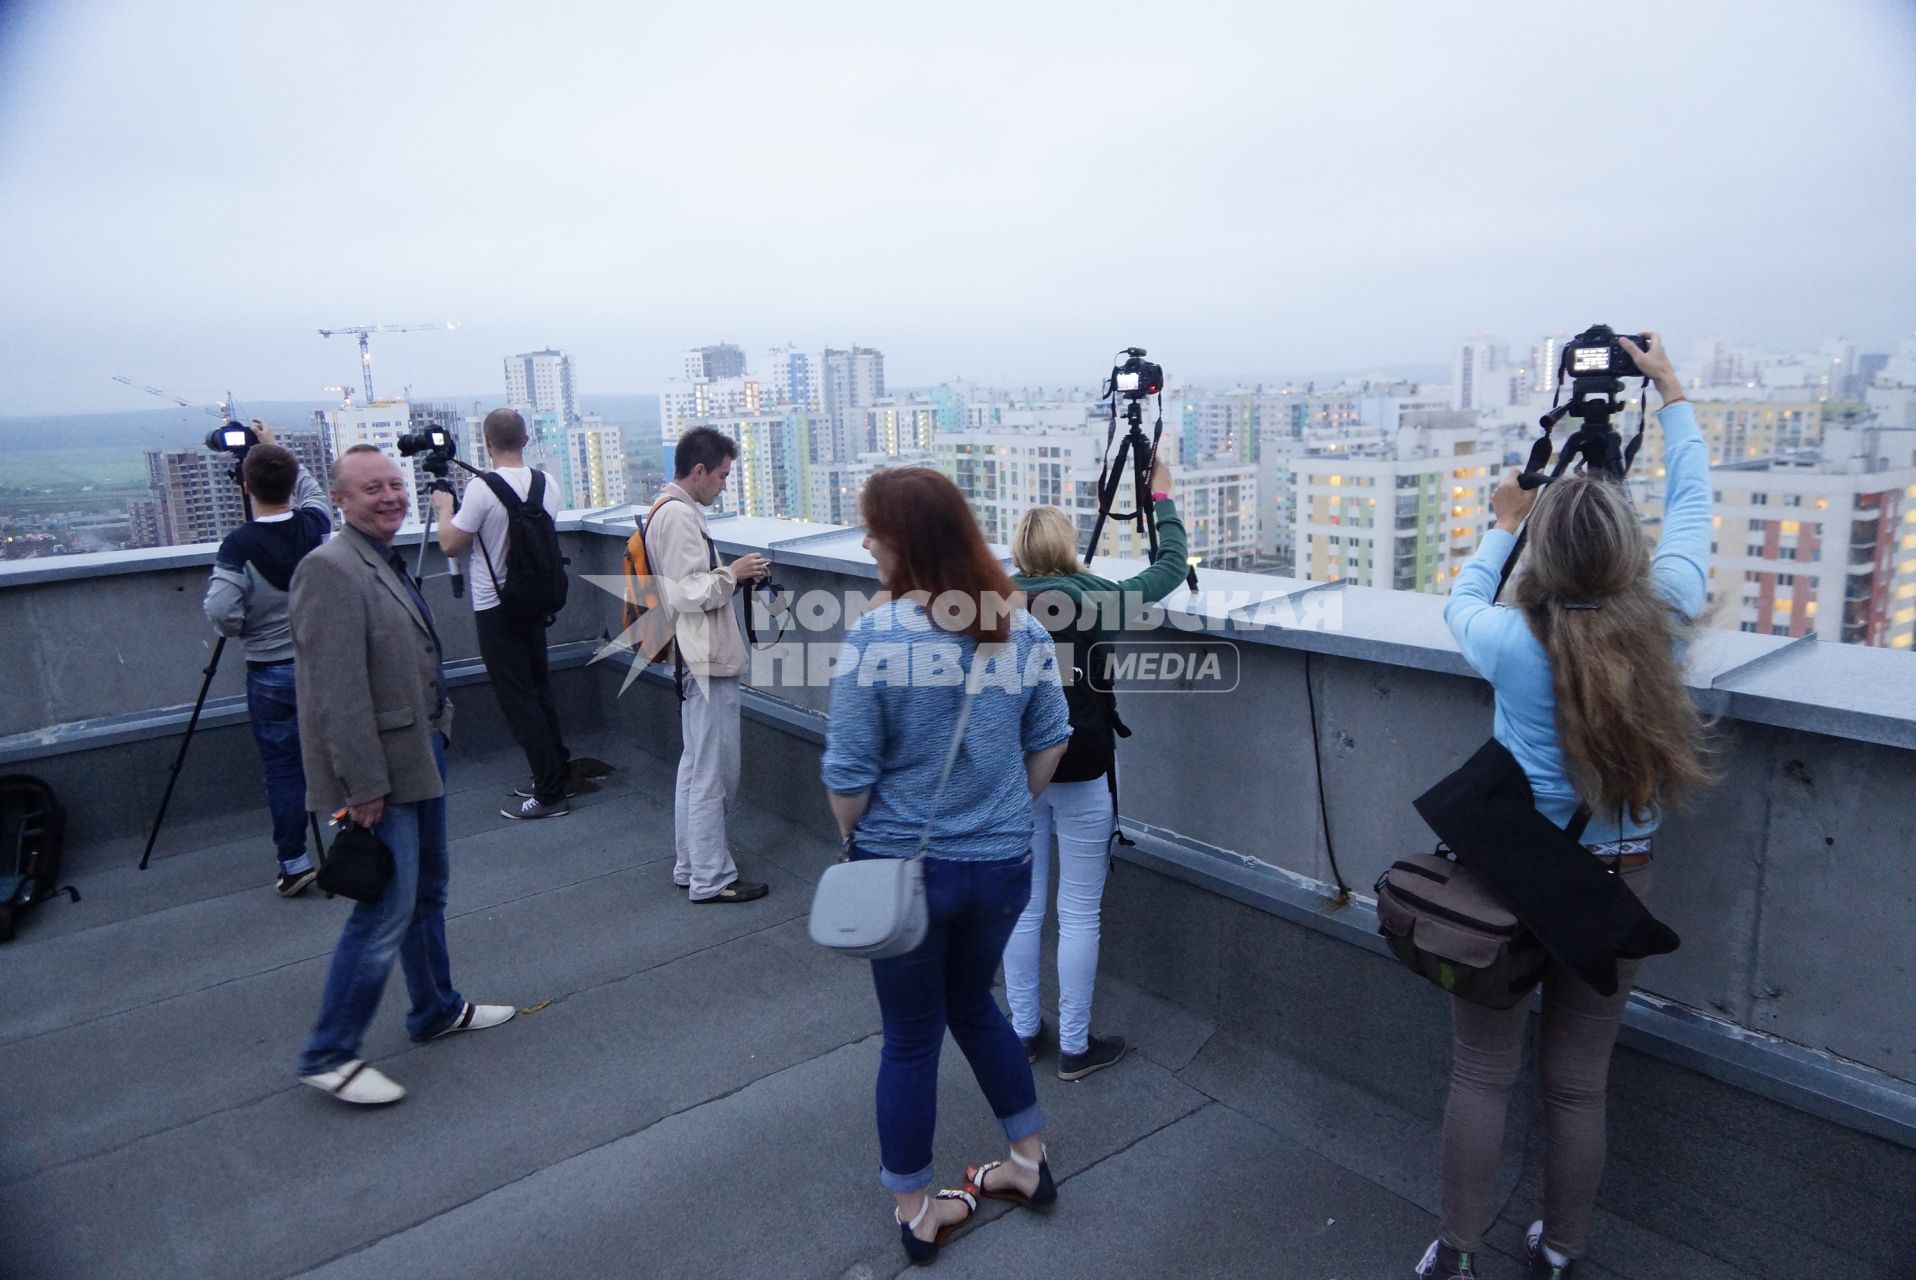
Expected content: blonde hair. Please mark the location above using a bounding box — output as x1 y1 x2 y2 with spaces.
1011 506 1087 577
1511 474 1712 822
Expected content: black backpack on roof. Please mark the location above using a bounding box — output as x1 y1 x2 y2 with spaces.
0 775 78 943
475 471 570 625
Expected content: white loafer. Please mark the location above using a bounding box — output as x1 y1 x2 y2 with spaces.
300 1059 406 1105
429 1001 516 1039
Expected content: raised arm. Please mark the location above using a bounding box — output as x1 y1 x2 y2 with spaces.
1111 454 1191 604
1619 334 1710 621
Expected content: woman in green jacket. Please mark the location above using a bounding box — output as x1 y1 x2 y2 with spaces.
1004 452 1189 1081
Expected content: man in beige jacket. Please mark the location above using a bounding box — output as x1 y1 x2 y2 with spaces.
649 426 771 903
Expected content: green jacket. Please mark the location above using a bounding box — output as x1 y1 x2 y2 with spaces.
1012 498 1189 650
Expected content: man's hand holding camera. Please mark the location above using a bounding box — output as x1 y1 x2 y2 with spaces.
430 488 458 522
730 553 772 584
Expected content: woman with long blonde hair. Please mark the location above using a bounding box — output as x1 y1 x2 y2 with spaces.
1415 333 1713 1280
1003 452 1190 1082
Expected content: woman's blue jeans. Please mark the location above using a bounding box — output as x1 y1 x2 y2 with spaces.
859 849 1044 1193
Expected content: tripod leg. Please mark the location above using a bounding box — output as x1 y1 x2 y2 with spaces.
1082 433 1134 568
139 635 226 870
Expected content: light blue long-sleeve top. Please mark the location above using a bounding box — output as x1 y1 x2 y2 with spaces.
1443 400 1711 842
821 601 1073 860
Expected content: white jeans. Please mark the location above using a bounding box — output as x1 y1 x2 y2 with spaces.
673 675 741 899
1003 778 1113 1055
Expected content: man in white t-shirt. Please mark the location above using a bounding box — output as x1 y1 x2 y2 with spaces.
431 408 572 821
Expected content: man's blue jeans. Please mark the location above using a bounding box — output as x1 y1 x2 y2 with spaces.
860 850 1044 1193
298 734 464 1076
245 663 312 876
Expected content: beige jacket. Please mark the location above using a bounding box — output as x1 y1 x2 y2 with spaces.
647 483 746 678
289 523 454 810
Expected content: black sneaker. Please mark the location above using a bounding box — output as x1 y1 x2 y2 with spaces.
1524 1221 1577 1279
1415 1240 1478 1279
691 879 768 904
1056 1033 1126 1081
275 867 318 898
1021 1018 1050 1064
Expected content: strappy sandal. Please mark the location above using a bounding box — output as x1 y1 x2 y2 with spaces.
896 1188 977 1265
965 1144 1057 1209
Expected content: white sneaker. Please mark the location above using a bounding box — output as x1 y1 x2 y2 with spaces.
300 1059 406 1105
428 1001 516 1039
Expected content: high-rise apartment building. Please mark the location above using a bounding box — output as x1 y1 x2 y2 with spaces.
686 409 820 519
138 430 332 547
552 416 629 509
505 349 578 426
808 451 934 526
1290 419 1497 592
683 344 747 381
1634 410 1916 648
1455 336 1515 411
820 346 886 462
326 401 427 525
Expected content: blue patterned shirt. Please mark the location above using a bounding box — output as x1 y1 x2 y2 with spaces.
821 602 1072 860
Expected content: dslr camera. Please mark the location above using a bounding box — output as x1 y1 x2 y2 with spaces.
1109 348 1164 400
396 426 457 477
204 421 259 456
1560 324 1651 382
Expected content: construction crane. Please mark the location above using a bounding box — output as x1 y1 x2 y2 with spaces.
316 321 461 404
113 375 239 421
322 385 357 409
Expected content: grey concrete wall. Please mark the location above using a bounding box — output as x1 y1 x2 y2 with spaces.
5 533 1913 1091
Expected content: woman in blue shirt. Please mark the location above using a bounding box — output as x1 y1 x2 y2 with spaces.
821 467 1072 1265
1417 333 1714 1280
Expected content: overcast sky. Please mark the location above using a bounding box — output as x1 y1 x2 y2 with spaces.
2 0 1913 416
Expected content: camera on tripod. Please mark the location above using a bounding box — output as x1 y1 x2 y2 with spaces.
1110 348 1163 400
396 427 456 477
1522 323 1652 488
204 421 259 456
1085 346 1196 591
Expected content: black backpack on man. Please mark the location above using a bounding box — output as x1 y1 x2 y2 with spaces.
475 471 569 626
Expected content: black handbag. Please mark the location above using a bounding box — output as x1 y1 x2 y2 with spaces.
315 821 394 902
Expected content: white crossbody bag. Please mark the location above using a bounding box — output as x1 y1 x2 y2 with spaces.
807 682 979 959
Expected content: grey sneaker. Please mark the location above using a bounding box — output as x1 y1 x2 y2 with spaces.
501 796 571 821
511 784 579 799
1524 1221 1577 1279
1415 1239 1478 1279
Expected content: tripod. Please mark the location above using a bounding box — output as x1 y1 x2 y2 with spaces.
139 466 326 872
1082 397 1199 592
1495 376 1646 599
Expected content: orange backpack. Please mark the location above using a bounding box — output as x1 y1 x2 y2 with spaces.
620 495 680 664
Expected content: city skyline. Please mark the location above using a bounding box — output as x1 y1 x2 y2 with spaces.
2 1 1914 416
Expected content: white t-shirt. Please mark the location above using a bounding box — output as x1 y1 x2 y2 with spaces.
451 466 562 611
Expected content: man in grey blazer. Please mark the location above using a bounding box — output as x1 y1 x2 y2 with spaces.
290 444 514 1106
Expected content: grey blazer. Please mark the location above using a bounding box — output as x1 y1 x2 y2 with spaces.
289 523 454 812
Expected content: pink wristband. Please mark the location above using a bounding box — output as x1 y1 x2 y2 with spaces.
1151 491 1171 503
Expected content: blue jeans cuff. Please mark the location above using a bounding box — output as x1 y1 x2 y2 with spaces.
1000 1101 1045 1144
280 853 314 876
879 1160 935 1194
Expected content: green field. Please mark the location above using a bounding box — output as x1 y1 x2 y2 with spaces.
0 448 148 493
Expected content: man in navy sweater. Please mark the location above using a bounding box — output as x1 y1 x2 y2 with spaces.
203 424 334 896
